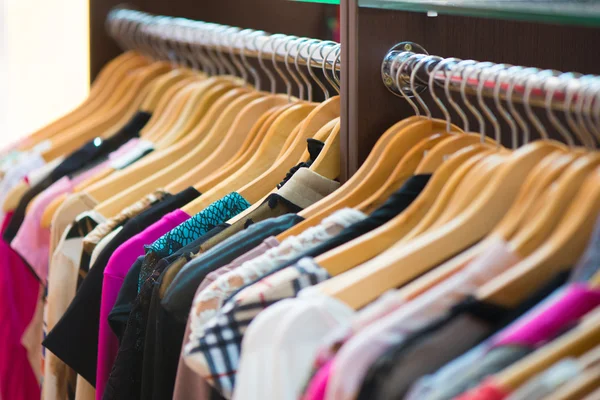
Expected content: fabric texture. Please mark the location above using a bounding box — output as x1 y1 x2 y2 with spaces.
188 208 365 336
43 212 106 400
0 212 41 400
162 213 304 324
83 189 168 255
43 188 199 387
325 236 520 400
138 192 251 290
232 281 353 400
95 209 191 400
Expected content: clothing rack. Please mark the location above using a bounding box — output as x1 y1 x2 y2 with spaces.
107 9 341 73
380 44 600 149
342 4 600 176
89 0 336 82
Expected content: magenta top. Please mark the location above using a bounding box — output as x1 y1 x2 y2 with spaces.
494 284 600 348
302 359 334 400
0 212 41 400
11 138 140 284
96 209 191 400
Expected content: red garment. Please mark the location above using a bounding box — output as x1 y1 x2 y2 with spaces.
454 379 509 400
0 212 41 400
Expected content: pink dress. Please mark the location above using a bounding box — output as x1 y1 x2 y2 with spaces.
0 212 41 400
96 209 191 400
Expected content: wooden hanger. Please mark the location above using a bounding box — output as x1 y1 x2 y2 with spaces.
477 167 600 308
153 79 243 148
287 116 425 223
165 95 291 193
80 80 242 202
226 117 339 225
39 79 244 227
141 75 204 140
591 269 600 288
388 149 576 300
139 67 198 113
317 141 564 309
181 101 317 215
17 52 148 151
93 87 261 218
231 96 341 204
356 131 489 214
316 146 493 276
40 62 172 162
510 153 600 257
193 103 297 192
276 117 452 242
545 365 600 400
494 308 600 391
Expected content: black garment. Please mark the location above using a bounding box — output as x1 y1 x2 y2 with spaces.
103 225 225 400
356 270 570 400
43 187 199 386
225 174 431 304
2 111 151 244
110 256 144 341
277 138 324 189
162 213 305 324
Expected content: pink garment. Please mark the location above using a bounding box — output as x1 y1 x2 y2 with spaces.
302 360 333 400
96 209 190 400
0 212 40 400
455 379 509 400
11 138 140 284
494 284 600 348
172 238 279 400
325 236 520 400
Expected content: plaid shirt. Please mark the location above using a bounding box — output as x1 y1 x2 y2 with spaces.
184 259 330 398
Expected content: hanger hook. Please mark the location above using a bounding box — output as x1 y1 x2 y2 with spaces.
223 27 245 79
561 73 594 148
197 21 217 75
257 34 277 94
454 60 485 133
333 47 342 92
440 58 469 131
576 75 599 148
428 57 452 132
583 78 600 146
306 40 330 100
241 30 265 90
271 35 293 101
213 25 235 76
524 68 554 141
394 52 420 116
492 65 518 149
590 79 600 145
410 55 434 119
204 24 224 75
543 74 576 147
320 42 339 95
474 62 502 143
293 38 314 102
503 66 530 146
282 37 303 100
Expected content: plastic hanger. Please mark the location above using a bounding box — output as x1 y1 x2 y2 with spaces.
316 67 566 309
494 308 600 392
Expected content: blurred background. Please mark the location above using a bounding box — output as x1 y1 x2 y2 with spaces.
0 0 90 147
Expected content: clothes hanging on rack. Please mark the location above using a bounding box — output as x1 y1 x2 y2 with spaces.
1 7 600 400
